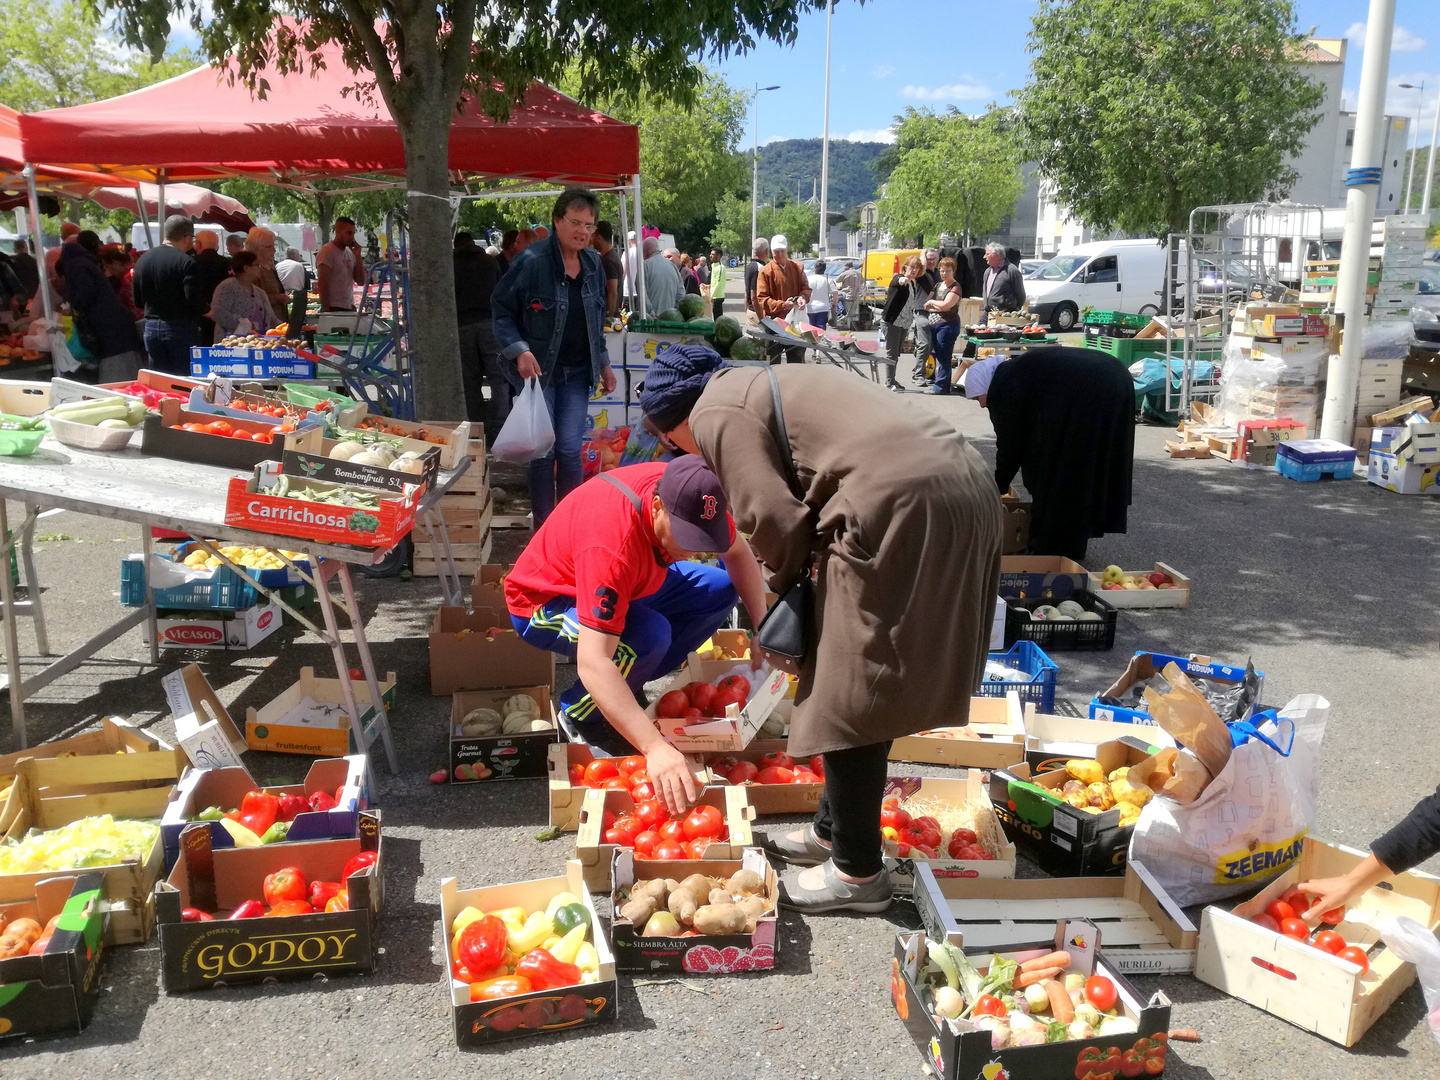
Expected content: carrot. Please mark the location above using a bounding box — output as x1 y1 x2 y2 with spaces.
1015 966 1063 988
1045 978 1074 1024
1019 950 1072 973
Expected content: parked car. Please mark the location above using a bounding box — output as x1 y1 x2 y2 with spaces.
1020 258 1046 277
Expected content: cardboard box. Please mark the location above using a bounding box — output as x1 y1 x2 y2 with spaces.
1022 708 1178 776
190 345 313 379
1368 448 1440 494
154 811 382 991
225 463 418 548
546 744 710 831
892 925 1172 1080
646 664 790 755
156 597 283 652
1089 651 1262 726
468 563 514 623
141 397 305 470
428 607 556 696
0 873 109 1041
1085 562 1190 609
999 494 1031 555
1258 315 1328 337
990 737 1164 876
623 330 712 370
281 427 441 496
448 685 555 783
343 415 469 468
609 849 780 973
575 786 753 891
888 693 1028 770
697 740 825 815
0 752 183 944
997 556 1088 600
910 859 1199 974
163 664 247 769
440 861 617 1046
880 773 1017 894
244 666 397 756
160 756 369 871
1195 837 1440 1046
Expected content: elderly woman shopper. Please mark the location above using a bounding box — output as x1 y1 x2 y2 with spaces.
209 252 273 342
639 348 1003 913
492 188 616 526
878 255 923 393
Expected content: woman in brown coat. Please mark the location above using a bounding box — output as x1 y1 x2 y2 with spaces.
640 345 1003 912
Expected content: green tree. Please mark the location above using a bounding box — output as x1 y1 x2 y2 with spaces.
1015 0 1324 238
98 2 825 421
878 107 1022 247
213 178 406 244
708 194 818 255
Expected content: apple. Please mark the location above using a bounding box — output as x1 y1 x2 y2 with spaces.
1122 581 1140 590
1102 582 1121 591
1148 571 1171 587
1102 565 1125 585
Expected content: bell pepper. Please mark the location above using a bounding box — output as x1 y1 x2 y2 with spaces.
515 947 581 991
575 941 600 974
341 850 378 881
552 902 590 939
450 906 487 937
457 915 509 975
181 907 214 922
193 805 226 821
308 791 338 813
309 881 343 909
262 866 307 907
229 899 265 920
259 821 291 844
550 923 588 965
544 892 583 922
276 793 310 823
239 789 280 836
470 975 532 1002
324 892 349 913
487 906 526 934
506 911 555 956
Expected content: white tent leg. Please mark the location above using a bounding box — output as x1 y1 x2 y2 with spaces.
617 190 631 311
633 175 647 319
22 167 53 322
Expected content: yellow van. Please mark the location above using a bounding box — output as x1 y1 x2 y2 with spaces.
863 248 922 287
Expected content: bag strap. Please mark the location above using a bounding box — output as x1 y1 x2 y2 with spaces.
765 366 802 501
598 471 644 513
1227 709 1295 756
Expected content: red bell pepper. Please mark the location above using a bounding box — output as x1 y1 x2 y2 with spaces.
308 790 338 813
515 948 581 991
239 790 280 836
276 793 310 823
309 881 343 910
229 899 265 920
180 907 214 922
342 850 378 881
457 915 509 975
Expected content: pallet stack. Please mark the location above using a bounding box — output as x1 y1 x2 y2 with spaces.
413 429 492 578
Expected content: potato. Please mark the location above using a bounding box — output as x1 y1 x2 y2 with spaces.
734 894 767 933
724 869 764 896
632 879 669 905
620 895 660 926
678 874 717 896
708 889 733 906
692 903 749 936
1065 759 1104 785
668 875 715 926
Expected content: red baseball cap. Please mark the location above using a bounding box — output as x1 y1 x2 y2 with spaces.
657 457 732 553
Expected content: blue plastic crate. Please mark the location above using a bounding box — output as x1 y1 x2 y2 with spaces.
976 640 1058 712
120 554 259 611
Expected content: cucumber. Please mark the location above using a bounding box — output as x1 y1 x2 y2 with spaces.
50 398 133 426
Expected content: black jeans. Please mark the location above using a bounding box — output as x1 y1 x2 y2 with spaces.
811 740 893 877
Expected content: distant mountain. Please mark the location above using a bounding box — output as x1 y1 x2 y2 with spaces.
754 138 890 211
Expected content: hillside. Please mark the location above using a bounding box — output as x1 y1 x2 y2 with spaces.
755 138 889 211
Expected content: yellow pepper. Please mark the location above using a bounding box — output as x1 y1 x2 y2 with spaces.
506 910 555 955
449 906 486 937
487 906 527 935
550 923 588 965
541 936 563 953
575 941 600 974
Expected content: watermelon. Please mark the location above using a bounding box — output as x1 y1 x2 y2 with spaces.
657 309 684 323
686 319 715 332
678 294 707 320
713 315 743 348
728 336 763 362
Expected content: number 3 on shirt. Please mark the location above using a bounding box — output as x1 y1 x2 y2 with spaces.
592 586 619 622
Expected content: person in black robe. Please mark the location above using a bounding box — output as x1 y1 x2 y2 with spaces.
967 346 1134 561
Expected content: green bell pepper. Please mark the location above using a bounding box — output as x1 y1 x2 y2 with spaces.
552 902 590 939
259 820 291 844
193 805 226 821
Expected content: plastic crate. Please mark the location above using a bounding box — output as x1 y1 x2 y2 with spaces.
627 319 715 336
1089 335 1223 365
120 555 259 611
283 383 355 411
976 640 1059 711
1085 323 1139 341
1082 310 1149 328
1004 589 1117 651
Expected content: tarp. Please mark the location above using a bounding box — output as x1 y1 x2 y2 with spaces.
17 45 640 187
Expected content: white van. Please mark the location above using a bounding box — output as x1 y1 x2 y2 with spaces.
1024 239 1171 331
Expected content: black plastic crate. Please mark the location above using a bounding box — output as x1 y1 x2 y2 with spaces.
1084 322 1139 341
1004 588 1117 651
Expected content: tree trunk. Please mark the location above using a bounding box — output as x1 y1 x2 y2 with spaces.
316 193 335 246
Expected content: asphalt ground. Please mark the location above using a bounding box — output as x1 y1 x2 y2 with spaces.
2 312 1440 1079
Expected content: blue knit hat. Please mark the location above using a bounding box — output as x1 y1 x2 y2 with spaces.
640 343 729 431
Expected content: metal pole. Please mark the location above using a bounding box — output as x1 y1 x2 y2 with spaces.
819 0 834 258
135 189 154 249
1408 85 1422 209
617 189 631 311
21 166 52 323
751 86 761 254
158 170 167 235
633 174 647 319
1322 0 1395 445
1423 83 1440 214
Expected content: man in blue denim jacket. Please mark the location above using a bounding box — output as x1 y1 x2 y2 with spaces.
493 188 618 525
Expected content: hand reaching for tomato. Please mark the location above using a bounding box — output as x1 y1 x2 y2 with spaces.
644 740 699 817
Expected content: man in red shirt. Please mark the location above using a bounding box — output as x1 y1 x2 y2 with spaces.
507 457 767 813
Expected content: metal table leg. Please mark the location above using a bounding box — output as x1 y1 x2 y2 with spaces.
140 528 159 665
419 507 463 607
17 504 47 655
0 501 25 746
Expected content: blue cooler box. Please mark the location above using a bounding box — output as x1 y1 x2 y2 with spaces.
1275 439 1356 482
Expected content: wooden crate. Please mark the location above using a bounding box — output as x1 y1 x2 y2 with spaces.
0 718 170 799
1085 562 1190 608
1196 837 1440 1046
413 535 494 578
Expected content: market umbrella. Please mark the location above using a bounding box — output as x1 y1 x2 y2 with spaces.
90 182 254 231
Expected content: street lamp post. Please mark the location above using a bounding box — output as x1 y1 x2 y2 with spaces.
1400 81 1424 209
752 84 781 253
819 0 835 258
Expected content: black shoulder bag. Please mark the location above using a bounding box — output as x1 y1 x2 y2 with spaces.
753 367 814 674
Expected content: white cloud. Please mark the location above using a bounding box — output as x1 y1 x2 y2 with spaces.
900 81 992 102
871 64 895 79
842 128 896 144
1346 22 1426 52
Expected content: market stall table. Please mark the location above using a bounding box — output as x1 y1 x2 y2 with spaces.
0 434 474 770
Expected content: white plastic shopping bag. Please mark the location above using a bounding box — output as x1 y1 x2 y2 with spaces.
491 376 555 463
1128 694 1328 906
1380 915 1440 1046
47 322 84 377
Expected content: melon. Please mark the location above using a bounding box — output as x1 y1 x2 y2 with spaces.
678 294 707 320
728 336 764 362
713 315 743 347
657 309 684 323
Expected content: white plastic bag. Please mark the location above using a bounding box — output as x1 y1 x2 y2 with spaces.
47 323 83 377
491 377 555 463
1129 694 1328 906
1380 915 1440 1046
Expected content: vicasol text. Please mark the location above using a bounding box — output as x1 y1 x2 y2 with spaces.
1214 833 1306 884
193 930 359 978
246 500 351 528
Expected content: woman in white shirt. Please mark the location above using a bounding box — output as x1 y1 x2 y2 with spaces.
806 260 833 331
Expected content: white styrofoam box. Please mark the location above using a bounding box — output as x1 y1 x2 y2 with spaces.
1359 358 1404 377
1384 237 1427 255
990 595 1005 651
1371 307 1412 321
603 331 626 370
1372 294 1413 310
1379 265 1424 283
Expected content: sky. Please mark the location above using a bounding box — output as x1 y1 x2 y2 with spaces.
713 0 1440 149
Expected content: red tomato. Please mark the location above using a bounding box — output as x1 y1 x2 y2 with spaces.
791 769 821 784
880 806 911 830
251 431 273 443
602 776 628 790
601 810 616 832
689 682 719 715
1320 906 1346 925
715 674 751 698
912 843 939 859
755 766 794 785
635 799 668 828
713 685 748 713
628 769 650 787
683 805 723 839
682 707 705 722
583 759 619 787
612 816 644 845
1280 918 1309 939
262 867 307 906
1279 886 1307 909
633 830 661 857
659 819 688 843
1265 899 1296 923
758 751 793 770
1251 913 1281 933
808 756 825 779
603 827 624 844
617 755 646 777
1312 930 1346 955
685 838 713 859
973 993 1007 1018
654 840 688 860
725 760 759 785
1084 975 1117 1012
1336 945 1369 973
946 828 979 858
630 781 656 802
209 420 234 436
266 900 315 917
901 821 941 849
568 764 586 786
655 691 690 719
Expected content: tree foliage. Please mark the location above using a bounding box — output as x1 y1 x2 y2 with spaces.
878 107 1023 247
214 178 406 243
1015 0 1324 237
708 193 818 256
757 137 891 211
